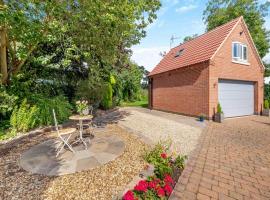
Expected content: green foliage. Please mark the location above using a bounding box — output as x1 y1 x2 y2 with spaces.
1 0 161 81
203 0 270 58
29 95 72 126
101 83 113 110
121 100 148 108
265 62 270 77
174 155 187 170
144 140 173 179
119 62 144 102
264 83 270 101
0 84 18 117
183 34 198 42
75 100 88 115
217 103 223 114
10 99 39 132
264 99 269 109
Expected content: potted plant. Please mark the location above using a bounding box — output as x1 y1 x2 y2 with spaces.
198 114 206 122
214 103 224 123
76 100 89 115
262 99 270 116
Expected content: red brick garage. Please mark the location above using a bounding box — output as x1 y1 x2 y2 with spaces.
148 17 264 119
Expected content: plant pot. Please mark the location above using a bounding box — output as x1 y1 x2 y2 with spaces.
262 109 270 116
82 109 89 115
199 116 204 122
214 113 224 123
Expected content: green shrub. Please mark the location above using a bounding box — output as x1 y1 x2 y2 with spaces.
30 95 72 126
144 140 173 179
174 155 188 169
10 99 39 132
217 103 223 114
264 99 269 109
101 83 113 110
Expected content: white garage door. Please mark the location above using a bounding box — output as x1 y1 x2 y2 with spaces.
218 80 254 118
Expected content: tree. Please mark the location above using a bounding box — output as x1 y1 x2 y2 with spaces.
265 62 270 77
0 0 161 84
183 34 198 42
203 0 270 58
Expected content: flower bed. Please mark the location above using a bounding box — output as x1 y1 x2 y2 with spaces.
122 140 187 200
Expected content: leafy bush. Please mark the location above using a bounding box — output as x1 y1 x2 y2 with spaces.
30 95 72 126
0 85 18 118
217 103 223 114
101 83 113 110
124 140 187 200
264 99 269 109
174 155 188 169
144 140 173 179
76 79 106 105
10 99 39 132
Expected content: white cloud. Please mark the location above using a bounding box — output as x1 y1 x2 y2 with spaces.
175 5 197 13
131 46 169 71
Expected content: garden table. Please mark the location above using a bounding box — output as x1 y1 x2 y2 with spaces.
69 115 93 149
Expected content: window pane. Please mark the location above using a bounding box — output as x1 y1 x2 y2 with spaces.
233 43 238 57
238 44 242 59
243 46 247 61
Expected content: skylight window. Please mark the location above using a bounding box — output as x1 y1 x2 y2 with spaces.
175 49 184 57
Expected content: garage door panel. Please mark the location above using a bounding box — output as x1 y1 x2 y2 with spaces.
218 80 254 118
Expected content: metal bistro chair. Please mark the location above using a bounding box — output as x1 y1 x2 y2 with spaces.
53 109 77 157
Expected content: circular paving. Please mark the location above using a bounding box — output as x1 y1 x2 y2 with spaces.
20 133 125 176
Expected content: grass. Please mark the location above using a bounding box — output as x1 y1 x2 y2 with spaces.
121 100 148 108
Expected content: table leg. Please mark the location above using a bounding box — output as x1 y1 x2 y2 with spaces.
79 120 87 149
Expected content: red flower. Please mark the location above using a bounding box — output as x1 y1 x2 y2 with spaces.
148 180 157 189
164 184 173 196
164 174 174 185
123 190 135 200
157 187 165 197
161 153 167 159
134 180 148 192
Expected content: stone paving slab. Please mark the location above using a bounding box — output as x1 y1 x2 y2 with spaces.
170 116 270 200
20 132 125 176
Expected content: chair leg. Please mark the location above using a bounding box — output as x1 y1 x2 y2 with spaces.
56 142 65 157
56 134 75 157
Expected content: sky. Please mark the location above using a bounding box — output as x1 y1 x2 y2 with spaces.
131 0 270 72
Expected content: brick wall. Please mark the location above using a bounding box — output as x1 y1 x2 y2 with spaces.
151 62 209 117
209 21 264 117
150 19 264 119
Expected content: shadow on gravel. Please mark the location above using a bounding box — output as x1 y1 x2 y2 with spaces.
93 108 131 127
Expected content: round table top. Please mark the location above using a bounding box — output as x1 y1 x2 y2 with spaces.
69 115 93 121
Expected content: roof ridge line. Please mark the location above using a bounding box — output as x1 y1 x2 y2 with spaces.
171 16 242 50
210 17 242 60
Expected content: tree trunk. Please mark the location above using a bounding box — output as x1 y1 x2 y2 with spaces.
0 28 8 85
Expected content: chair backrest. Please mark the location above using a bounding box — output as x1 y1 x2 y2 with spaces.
89 105 93 115
52 109 59 134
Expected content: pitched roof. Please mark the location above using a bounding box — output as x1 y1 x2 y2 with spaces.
149 17 241 76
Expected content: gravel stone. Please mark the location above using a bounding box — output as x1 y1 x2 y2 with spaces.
0 124 149 200
119 107 205 155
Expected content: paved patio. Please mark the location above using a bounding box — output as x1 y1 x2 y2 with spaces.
20 131 125 176
170 116 270 200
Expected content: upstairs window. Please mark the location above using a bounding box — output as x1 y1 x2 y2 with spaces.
232 42 248 63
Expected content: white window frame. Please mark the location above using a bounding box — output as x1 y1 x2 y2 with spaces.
232 42 248 64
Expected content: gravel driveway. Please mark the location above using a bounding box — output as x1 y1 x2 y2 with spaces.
118 107 206 156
